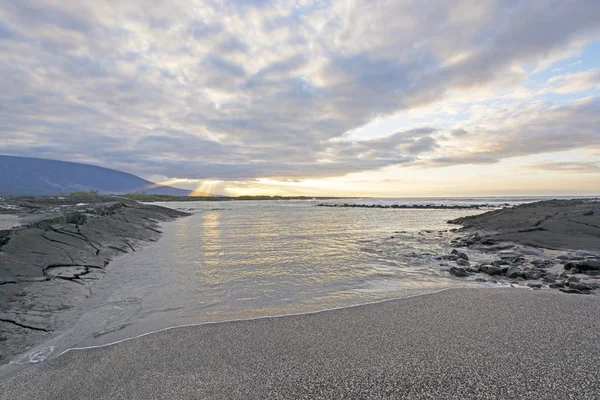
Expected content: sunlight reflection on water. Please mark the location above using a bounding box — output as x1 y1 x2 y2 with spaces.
19 200 489 363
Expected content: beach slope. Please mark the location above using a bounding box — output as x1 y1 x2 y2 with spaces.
1 288 598 399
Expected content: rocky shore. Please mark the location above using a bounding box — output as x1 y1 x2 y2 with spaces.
439 199 600 294
0 196 189 364
317 203 497 210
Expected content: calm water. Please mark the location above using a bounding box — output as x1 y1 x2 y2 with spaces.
14 198 553 364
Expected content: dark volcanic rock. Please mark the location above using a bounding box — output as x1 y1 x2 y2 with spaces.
559 288 589 295
456 259 470 267
448 199 600 250
505 267 524 279
549 281 565 288
449 267 469 277
523 269 545 280
567 282 596 291
479 265 503 276
577 260 600 271
527 282 542 289
457 252 469 261
0 197 189 365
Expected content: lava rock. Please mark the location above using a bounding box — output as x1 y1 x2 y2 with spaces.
583 210 594 216
527 282 542 289
451 249 459 255
523 269 545 280
449 267 469 277
505 267 524 279
549 281 565 288
566 276 580 283
564 262 577 270
457 252 469 261
559 288 589 295
567 282 596 291
479 264 503 276
456 259 470 267
577 260 600 271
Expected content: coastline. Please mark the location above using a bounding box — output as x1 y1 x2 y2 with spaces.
0 196 189 365
1 197 599 397
1 287 598 399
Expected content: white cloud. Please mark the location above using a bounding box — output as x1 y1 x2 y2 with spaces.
0 0 600 181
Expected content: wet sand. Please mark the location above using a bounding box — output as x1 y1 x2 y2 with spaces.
1 288 598 399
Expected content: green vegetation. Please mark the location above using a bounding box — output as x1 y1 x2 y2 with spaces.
58 190 100 197
122 193 343 202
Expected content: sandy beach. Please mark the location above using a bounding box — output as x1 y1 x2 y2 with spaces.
1 287 598 399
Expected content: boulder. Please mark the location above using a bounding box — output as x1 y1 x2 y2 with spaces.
567 282 596 291
449 267 469 277
523 269 545 280
456 259 470 267
559 288 589 295
457 252 469 261
479 265 503 276
577 260 600 271
566 276 580 283
505 267 524 279
451 249 459 255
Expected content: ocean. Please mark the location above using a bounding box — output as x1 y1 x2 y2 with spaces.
12 196 567 364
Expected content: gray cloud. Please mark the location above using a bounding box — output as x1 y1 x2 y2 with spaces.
0 0 599 181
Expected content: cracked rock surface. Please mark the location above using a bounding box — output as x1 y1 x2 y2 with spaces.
449 198 600 250
0 196 188 364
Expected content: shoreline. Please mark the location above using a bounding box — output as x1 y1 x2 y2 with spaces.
437 199 600 294
1 287 598 399
0 196 189 365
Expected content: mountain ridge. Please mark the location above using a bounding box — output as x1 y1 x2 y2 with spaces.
0 155 192 196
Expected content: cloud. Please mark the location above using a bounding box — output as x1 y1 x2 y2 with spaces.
524 161 600 174
0 0 600 181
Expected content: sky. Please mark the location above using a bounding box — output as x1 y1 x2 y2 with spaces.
1 0 599 197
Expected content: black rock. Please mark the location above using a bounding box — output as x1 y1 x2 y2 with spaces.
480 238 495 245
479 265 503 276
456 259 470 267
532 259 553 268
583 210 594 216
549 281 565 288
566 276 580 283
506 267 524 279
542 275 556 283
449 267 469 277
523 269 545 280
567 282 596 291
527 282 542 289
457 252 469 261
577 260 600 271
559 288 589 295
584 270 600 277
451 249 459 255
564 262 577 270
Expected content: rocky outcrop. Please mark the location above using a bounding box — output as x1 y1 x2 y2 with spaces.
448 199 600 251
0 197 189 364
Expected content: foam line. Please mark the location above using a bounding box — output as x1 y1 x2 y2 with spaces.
57 286 495 357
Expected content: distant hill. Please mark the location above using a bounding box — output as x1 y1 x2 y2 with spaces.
0 155 192 196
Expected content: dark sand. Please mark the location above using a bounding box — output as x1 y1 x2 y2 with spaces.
1 288 598 399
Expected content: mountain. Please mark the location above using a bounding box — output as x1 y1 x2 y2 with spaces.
0 155 192 196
